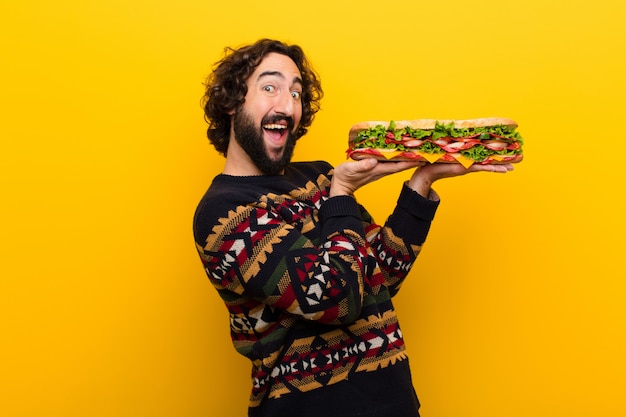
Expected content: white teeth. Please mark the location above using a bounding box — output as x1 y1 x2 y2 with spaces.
263 124 287 130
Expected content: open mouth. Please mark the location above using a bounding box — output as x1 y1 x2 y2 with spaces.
263 123 289 144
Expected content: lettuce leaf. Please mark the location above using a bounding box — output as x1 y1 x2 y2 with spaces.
416 141 444 154
460 145 491 161
461 145 522 161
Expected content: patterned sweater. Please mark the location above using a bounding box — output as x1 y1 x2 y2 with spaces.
193 161 439 414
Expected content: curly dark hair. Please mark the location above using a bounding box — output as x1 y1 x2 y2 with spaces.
201 39 324 155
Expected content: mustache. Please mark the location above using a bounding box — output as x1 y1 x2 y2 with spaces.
261 115 295 130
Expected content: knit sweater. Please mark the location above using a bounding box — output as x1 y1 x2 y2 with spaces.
193 161 439 415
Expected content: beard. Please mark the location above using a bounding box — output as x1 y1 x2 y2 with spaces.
233 109 297 175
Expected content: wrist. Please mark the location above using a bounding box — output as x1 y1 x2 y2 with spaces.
329 181 353 198
407 175 433 199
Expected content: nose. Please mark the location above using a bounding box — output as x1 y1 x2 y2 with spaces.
274 90 295 116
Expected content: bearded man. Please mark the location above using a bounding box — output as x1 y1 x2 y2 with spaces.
193 38 513 417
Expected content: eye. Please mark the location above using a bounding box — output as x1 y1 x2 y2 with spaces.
291 91 301 100
262 85 276 94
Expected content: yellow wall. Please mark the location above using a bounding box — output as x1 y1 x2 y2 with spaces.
1 0 624 416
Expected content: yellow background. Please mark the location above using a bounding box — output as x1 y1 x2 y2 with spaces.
1 0 625 416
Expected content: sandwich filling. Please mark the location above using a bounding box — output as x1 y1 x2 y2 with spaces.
348 121 524 167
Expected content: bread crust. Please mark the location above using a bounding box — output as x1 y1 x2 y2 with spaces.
348 117 518 144
349 151 524 165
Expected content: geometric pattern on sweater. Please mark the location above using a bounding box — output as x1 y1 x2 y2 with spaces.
194 163 429 407
202 175 368 323
366 225 421 292
254 310 408 401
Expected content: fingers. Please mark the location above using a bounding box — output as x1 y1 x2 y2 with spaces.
472 163 514 173
410 162 514 189
352 157 378 172
371 159 423 175
331 158 424 197
348 158 422 176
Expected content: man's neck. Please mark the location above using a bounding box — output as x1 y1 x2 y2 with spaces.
222 154 263 176
221 135 263 176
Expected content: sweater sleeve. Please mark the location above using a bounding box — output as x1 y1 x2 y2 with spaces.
362 183 440 296
196 194 370 325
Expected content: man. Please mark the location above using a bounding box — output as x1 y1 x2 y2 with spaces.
193 39 513 417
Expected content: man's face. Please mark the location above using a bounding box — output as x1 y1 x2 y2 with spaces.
232 53 303 175
232 108 297 175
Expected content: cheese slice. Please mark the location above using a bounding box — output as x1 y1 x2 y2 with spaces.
452 153 475 169
378 150 405 159
417 151 443 163
376 149 436 161
362 149 472 166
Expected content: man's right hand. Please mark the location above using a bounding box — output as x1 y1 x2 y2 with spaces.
407 162 514 198
329 158 424 197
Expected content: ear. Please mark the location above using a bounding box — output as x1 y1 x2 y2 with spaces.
227 108 236 116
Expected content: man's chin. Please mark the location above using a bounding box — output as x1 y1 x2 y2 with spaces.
266 148 286 161
255 149 292 175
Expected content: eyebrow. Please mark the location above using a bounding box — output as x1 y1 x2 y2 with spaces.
258 71 303 86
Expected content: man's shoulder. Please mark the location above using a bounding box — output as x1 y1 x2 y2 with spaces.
286 160 333 176
194 175 252 216
193 160 334 239
192 175 251 236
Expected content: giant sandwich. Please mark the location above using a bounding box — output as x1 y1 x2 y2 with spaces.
346 117 524 168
